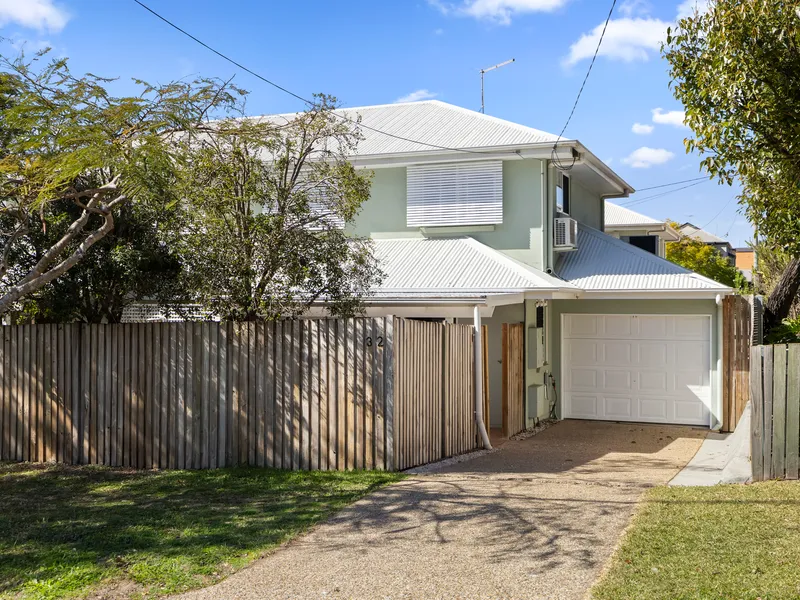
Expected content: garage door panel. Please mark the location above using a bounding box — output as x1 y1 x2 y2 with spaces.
674 316 710 339
639 398 668 420
638 316 668 338
563 314 711 426
603 316 633 337
638 343 669 367
570 395 599 418
569 341 598 366
639 370 668 392
604 396 634 419
570 368 597 389
601 370 632 391
567 315 599 337
675 342 710 369
602 342 633 365
674 371 710 393
674 400 705 422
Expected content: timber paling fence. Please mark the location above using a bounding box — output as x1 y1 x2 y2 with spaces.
750 343 800 481
0 318 480 472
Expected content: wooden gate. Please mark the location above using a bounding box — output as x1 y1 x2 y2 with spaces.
392 318 479 470
722 295 751 432
502 323 525 437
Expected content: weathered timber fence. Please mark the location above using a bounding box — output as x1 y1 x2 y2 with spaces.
722 295 751 432
393 318 479 470
501 323 525 438
0 318 479 471
750 343 800 481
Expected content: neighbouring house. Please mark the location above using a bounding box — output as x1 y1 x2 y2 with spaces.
126 100 732 432
735 247 754 282
604 202 680 258
679 222 736 263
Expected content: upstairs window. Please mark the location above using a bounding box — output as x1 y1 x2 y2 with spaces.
556 172 570 215
406 161 503 227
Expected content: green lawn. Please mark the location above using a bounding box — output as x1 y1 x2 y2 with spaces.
0 462 402 599
592 481 800 600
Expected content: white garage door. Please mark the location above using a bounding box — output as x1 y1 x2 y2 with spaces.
562 314 711 426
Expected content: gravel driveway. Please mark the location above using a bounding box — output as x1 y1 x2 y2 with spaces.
174 420 706 600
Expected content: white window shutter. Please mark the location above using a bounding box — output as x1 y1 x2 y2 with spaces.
406 161 503 227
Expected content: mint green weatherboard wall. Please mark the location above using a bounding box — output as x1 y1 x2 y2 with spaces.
348 159 545 254
568 178 602 230
549 299 720 425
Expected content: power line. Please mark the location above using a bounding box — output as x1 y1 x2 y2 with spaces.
621 180 708 207
133 0 490 156
552 0 618 171
634 175 708 192
700 196 736 231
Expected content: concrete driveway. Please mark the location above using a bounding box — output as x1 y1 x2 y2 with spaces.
175 421 706 600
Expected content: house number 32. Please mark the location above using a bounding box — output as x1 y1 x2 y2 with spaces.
365 336 384 348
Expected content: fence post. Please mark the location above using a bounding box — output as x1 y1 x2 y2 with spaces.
750 345 763 481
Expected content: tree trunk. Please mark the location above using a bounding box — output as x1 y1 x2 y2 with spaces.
764 256 800 332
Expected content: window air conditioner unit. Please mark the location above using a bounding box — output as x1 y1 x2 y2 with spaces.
554 217 578 251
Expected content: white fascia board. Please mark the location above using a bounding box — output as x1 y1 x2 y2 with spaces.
548 290 585 300
304 305 496 318
605 224 682 242
363 296 488 305
484 293 526 306
350 140 633 198
521 289 583 300
582 289 733 300
349 142 563 169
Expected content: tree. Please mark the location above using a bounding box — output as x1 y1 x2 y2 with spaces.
752 242 800 320
663 1 800 330
173 96 382 321
0 49 243 315
665 234 744 288
9 198 182 323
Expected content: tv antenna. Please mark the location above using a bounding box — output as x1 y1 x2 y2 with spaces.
480 58 515 114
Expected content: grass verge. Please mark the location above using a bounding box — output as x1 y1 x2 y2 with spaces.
0 462 402 599
592 481 800 600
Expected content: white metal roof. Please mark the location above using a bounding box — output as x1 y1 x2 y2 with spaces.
556 225 730 292
372 236 576 299
679 222 729 244
605 202 663 227
262 100 560 157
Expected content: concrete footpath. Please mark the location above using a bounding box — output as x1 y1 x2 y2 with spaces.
174 421 705 600
670 403 752 486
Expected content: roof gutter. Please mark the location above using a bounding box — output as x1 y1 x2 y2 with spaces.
606 223 682 241
582 288 734 300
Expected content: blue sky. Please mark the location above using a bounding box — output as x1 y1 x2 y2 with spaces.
1 0 751 246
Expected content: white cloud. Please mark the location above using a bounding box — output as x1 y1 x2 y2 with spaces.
622 147 675 168
632 122 654 135
619 0 651 17
564 0 713 66
427 0 569 25
652 107 686 127
676 0 712 19
0 0 69 32
395 89 438 103
434 28 445 35
563 17 670 66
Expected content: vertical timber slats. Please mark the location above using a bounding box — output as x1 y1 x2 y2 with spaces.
0 318 477 472
751 343 800 481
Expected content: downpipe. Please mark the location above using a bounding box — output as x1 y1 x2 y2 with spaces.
474 305 492 450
